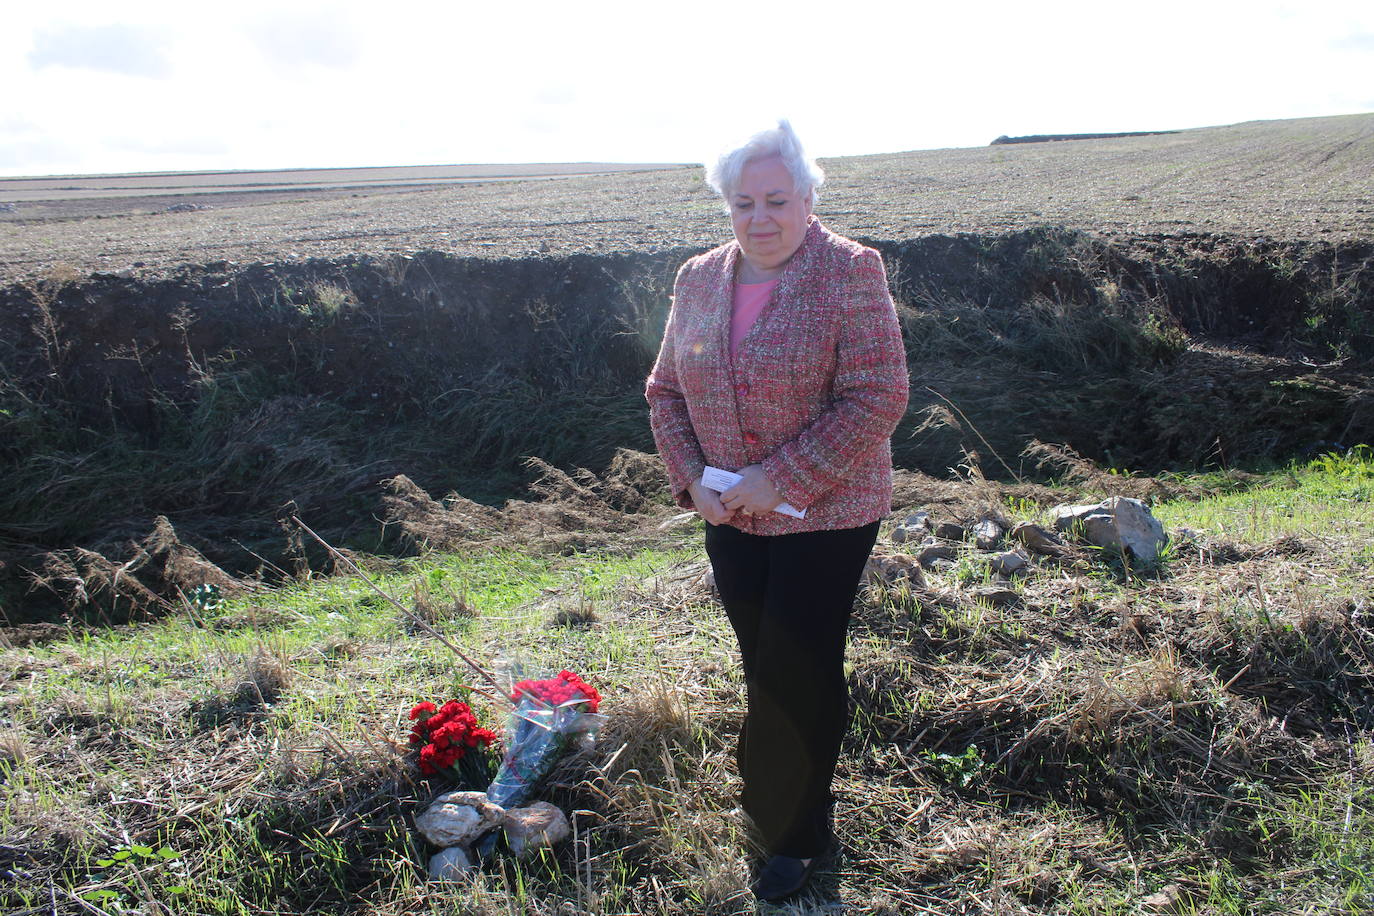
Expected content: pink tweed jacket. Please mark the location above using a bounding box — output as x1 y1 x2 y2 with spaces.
645 216 909 535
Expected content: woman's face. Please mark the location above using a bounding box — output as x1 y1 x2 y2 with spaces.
729 155 813 276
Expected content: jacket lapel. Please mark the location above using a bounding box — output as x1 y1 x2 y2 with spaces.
715 243 740 363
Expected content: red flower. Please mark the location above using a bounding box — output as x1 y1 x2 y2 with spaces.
509 670 601 713
408 698 498 777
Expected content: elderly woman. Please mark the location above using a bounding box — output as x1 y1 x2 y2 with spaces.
644 120 909 902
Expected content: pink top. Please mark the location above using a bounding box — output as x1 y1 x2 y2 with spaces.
730 278 780 356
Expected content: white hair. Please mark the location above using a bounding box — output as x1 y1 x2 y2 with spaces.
705 119 825 205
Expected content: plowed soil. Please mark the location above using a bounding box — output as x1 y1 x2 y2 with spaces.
1 113 1370 280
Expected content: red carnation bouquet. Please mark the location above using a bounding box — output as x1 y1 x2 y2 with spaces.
409 699 499 788
485 669 605 807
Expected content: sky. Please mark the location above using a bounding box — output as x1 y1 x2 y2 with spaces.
3 0 1373 178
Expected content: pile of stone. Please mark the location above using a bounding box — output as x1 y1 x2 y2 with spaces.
416 790 572 882
885 511 1051 578
874 496 1167 593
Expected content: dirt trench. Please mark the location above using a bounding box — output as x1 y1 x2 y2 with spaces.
1 228 1371 622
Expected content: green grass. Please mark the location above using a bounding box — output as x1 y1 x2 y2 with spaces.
1154 447 1374 546
3 452 1374 913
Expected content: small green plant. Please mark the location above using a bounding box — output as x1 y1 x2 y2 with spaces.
1307 445 1373 481
951 554 990 587
80 843 185 906
922 744 987 788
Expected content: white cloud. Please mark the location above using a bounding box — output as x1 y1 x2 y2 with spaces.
243 9 362 72
1331 32 1374 51
28 23 173 78
1 0 1372 177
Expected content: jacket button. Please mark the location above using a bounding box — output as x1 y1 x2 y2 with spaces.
735 382 749 397
743 432 758 445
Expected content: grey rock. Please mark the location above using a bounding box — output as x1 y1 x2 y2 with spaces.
428 846 476 882
972 586 1019 608
416 791 505 848
904 512 932 530
989 550 1030 577
1010 522 1065 555
933 521 967 541
503 801 571 857
1052 502 1106 532
928 558 957 573
972 519 1003 550
1052 497 1167 561
916 543 959 568
890 525 911 545
0 202 17 213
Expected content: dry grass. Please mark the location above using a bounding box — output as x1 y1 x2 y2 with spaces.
381 449 676 558
0 450 1371 914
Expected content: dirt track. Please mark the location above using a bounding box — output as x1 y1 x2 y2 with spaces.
1 113 1370 280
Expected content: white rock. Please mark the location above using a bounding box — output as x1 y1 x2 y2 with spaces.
973 519 1003 551
428 846 476 882
415 791 505 848
503 801 571 857
1052 497 1167 561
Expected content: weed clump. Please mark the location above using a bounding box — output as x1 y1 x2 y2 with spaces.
27 516 242 623
191 646 294 728
381 450 674 559
406 578 475 635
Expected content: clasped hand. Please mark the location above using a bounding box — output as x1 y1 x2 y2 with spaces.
689 465 782 525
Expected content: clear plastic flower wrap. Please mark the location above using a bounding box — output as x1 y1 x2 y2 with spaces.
485 669 605 808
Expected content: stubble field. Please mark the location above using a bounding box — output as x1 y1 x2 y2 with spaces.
2 113 1371 279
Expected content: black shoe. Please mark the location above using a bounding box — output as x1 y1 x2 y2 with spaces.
750 854 821 903
750 837 836 904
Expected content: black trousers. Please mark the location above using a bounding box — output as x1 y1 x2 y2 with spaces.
704 519 880 858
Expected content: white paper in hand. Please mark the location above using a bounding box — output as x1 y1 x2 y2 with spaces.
701 466 806 519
